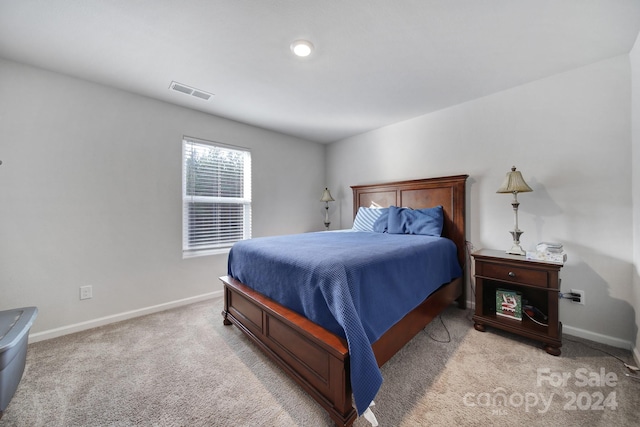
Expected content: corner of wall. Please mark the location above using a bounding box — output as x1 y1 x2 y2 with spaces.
631 29 640 353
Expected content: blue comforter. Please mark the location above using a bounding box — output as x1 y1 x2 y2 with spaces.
228 231 462 415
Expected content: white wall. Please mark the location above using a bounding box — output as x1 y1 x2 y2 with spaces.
0 59 325 337
327 55 636 348
631 32 640 361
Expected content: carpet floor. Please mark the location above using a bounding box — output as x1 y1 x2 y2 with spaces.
1 297 638 426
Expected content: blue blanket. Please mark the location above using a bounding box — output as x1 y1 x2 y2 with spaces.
228 231 462 415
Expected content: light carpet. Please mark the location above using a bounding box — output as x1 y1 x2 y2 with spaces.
1 297 638 426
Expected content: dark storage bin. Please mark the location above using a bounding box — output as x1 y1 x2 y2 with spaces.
0 307 38 418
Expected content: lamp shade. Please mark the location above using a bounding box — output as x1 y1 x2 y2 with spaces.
320 188 335 202
496 166 533 193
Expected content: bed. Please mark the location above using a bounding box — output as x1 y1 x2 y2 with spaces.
220 174 467 426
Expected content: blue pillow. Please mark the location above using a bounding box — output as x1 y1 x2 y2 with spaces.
373 210 389 233
386 205 444 236
352 207 388 232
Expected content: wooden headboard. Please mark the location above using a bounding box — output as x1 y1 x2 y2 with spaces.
351 175 468 267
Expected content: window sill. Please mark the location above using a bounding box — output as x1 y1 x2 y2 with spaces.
182 247 231 259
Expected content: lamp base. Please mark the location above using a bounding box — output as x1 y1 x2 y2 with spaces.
324 203 331 231
506 230 526 256
506 244 526 256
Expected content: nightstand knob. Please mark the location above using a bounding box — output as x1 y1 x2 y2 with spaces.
508 271 516 277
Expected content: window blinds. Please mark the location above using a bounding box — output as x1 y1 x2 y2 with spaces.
182 138 251 256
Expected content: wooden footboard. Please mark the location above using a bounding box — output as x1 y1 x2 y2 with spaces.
221 275 357 426
221 274 463 426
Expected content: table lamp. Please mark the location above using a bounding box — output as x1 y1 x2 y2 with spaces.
320 188 335 230
496 166 533 255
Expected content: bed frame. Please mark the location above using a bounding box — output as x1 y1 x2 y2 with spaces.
220 174 468 426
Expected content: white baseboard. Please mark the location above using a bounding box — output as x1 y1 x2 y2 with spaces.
466 298 475 310
29 291 223 343
562 324 633 350
29 292 634 354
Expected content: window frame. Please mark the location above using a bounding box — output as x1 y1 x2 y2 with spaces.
182 137 252 258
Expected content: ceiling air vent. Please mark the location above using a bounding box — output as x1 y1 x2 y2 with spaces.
169 81 213 101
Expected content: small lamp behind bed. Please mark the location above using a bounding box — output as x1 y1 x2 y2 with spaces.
320 188 335 230
496 166 533 256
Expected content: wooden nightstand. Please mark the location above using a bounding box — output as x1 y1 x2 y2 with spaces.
471 249 563 356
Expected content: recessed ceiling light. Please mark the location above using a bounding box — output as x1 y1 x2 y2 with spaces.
290 40 314 57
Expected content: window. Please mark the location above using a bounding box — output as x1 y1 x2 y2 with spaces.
182 137 251 257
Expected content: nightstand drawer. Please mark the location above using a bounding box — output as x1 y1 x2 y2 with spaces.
479 262 548 287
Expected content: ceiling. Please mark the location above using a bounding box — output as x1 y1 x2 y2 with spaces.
1 1 639 144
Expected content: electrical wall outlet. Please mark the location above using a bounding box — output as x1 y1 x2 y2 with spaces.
80 285 93 300
570 288 585 305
